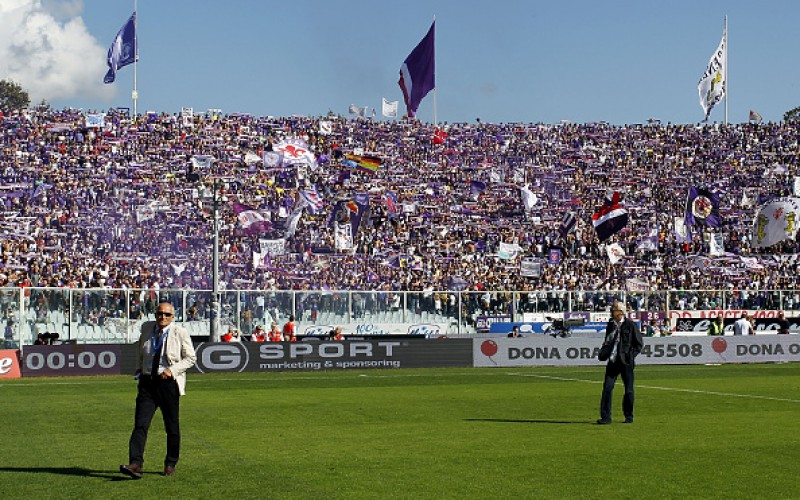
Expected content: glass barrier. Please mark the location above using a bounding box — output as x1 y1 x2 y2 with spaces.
4 287 797 345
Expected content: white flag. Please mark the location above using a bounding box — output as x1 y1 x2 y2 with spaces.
348 104 367 118
709 232 725 256
519 185 537 212
698 28 726 119
674 216 689 242
335 223 353 250
319 120 332 135
497 242 520 260
752 197 800 248
85 113 105 129
606 243 626 264
382 98 398 118
243 151 262 165
191 155 214 170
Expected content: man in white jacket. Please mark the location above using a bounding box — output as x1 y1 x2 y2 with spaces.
120 301 196 479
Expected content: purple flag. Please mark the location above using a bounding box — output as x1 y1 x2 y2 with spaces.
104 13 137 84
685 186 721 228
469 180 486 201
398 21 435 118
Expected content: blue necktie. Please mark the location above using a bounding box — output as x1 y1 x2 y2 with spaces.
151 329 164 377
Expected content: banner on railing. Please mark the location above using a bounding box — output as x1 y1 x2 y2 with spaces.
487 321 609 336
672 316 800 335
302 322 447 338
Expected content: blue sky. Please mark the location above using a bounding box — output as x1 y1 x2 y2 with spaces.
3 0 799 124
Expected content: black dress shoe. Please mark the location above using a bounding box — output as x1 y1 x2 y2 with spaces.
120 463 143 479
623 418 634 424
162 465 175 476
596 418 612 425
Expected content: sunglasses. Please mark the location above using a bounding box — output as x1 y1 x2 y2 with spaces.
156 312 174 318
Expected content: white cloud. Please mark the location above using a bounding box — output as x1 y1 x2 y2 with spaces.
0 0 115 104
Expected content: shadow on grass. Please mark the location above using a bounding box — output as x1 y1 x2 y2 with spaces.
0 467 133 481
465 418 595 425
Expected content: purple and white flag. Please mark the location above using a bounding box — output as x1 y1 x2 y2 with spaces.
300 187 325 214
559 212 577 239
104 12 137 84
233 202 272 235
398 21 435 118
273 138 317 169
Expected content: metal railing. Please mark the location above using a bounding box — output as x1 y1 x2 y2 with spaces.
2 287 796 347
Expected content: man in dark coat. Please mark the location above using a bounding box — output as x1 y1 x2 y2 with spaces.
598 301 643 424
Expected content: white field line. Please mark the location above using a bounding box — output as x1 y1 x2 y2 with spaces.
510 372 800 404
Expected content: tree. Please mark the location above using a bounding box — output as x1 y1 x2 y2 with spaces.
784 106 800 122
0 80 30 113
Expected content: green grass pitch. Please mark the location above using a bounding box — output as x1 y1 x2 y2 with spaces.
1 363 799 499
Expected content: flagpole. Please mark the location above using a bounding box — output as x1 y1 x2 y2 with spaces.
723 16 728 125
132 0 138 117
433 15 437 128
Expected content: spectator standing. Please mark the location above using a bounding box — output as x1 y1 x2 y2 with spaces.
777 311 790 335
708 316 724 336
282 315 296 340
733 313 754 336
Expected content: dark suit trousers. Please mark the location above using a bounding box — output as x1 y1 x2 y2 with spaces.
600 357 635 421
129 376 181 467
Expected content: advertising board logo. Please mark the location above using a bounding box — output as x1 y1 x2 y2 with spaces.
712 337 728 354
480 340 498 365
195 343 249 373
0 350 21 378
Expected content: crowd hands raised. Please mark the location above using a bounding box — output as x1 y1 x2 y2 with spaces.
2 107 799 302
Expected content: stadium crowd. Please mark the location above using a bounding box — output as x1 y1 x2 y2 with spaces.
1 107 798 303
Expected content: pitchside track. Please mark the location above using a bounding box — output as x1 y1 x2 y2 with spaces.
2 364 798 498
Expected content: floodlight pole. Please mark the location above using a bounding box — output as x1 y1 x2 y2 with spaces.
210 177 221 341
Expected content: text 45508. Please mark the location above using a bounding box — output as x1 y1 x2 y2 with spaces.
640 344 703 358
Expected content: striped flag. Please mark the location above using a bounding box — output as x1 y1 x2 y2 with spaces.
592 191 628 243
559 212 577 239
345 154 381 175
